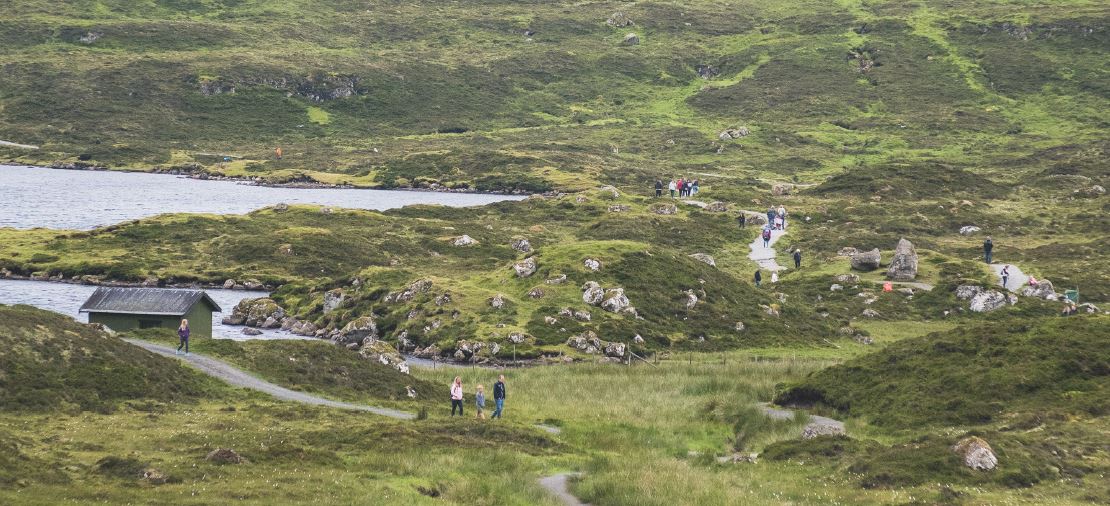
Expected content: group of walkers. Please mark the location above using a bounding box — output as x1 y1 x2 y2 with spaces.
655 178 700 198
450 375 507 420
766 205 788 231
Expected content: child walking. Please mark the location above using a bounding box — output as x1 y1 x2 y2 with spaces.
475 385 486 420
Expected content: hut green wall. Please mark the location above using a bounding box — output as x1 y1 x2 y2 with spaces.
87 303 213 338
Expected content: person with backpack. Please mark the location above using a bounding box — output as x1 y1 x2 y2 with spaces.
692 180 700 195
766 207 776 226
793 249 801 269
654 179 663 197
668 179 677 198
450 376 464 416
762 227 772 248
1001 265 1010 288
491 375 506 419
737 213 746 229
983 236 993 264
754 270 762 287
777 205 787 230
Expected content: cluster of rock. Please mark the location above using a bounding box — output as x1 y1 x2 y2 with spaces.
650 203 677 215
222 278 266 290
717 127 750 141
956 285 1016 312
566 330 627 359
383 279 433 303
581 281 638 316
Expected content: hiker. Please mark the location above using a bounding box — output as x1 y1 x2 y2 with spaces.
1001 265 1010 288
766 206 776 226
677 178 685 197
668 179 677 198
1028 276 1038 287
777 205 787 230
492 375 506 419
762 227 772 248
754 270 762 287
275 147 283 160
450 376 464 416
655 179 663 197
793 249 802 269
692 179 700 195
737 213 746 228
983 236 993 263
475 385 486 420
176 319 190 355
771 271 779 284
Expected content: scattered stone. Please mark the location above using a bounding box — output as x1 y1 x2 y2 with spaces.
684 289 698 310
719 453 758 464
545 274 567 285
489 294 506 309
583 258 601 271
771 183 793 196
633 334 645 344
689 253 716 267
956 285 983 300
225 298 285 327
358 339 407 371
651 203 678 215
544 316 558 325
696 64 720 79
623 32 639 45
850 249 882 271
861 308 880 318
970 290 1007 312
837 247 859 257
886 238 918 281
855 334 874 345
802 423 846 439
434 293 452 306
78 31 103 44
898 287 915 296
959 226 981 235
573 310 592 322
241 327 263 336
835 273 860 284
527 287 546 299
323 289 344 314
384 279 433 303
606 11 634 27
830 284 843 291
205 448 245 465
513 257 537 278
320 207 333 214
718 127 750 140
582 281 605 305
604 342 627 358
1021 279 1057 300
598 185 621 199
141 276 160 287
953 437 998 471
600 288 632 313
338 316 378 344
705 201 729 212
277 243 294 256
242 279 264 290
141 468 167 484
735 321 745 331
273 203 289 212
1074 185 1106 197
452 235 478 247
608 204 631 212
511 237 533 253
1078 302 1100 313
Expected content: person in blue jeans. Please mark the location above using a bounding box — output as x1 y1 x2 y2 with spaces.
491 375 506 419
176 319 190 355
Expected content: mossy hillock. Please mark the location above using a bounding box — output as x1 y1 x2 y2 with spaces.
775 316 1110 428
0 305 219 412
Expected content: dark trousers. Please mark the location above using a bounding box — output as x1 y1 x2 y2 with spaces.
655 189 662 197
985 251 992 263
451 399 463 416
177 337 189 353
794 258 801 268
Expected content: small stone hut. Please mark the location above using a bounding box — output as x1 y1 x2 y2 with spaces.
79 287 221 337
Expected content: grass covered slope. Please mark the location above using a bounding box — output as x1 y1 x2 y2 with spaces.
0 304 218 412
776 315 1110 428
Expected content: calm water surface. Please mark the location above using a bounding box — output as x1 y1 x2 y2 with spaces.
0 279 307 341
0 165 524 230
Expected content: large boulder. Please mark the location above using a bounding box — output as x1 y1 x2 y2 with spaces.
323 289 345 314
622 32 639 45
952 437 998 471
956 285 983 300
205 448 245 465
338 316 378 344
358 339 408 373
959 226 981 235
489 293 507 309
583 258 601 271
850 249 881 271
582 281 605 305
510 237 533 253
600 288 631 313
452 235 478 247
606 11 633 27
802 423 845 439
689 253 716 267
1021 279 1057 300
604 342 627 358
970 290 1007 312
513 257 537 278
885 238 918 281
226 298 285 327
684 289 698 309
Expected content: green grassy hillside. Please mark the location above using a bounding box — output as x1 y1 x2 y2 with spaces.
0 304 219 412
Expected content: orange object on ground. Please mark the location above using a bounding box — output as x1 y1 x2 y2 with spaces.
883 282 893 292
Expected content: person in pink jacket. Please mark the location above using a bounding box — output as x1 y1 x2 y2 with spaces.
450 376 464 416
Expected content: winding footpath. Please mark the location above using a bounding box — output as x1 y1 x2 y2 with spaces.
538 473 588 506
990 263 1030 292
123 338 415 420
758 403 844 433
748 224 788 272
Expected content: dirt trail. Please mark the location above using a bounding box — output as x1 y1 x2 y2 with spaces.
990 263 1029 292
757 402 844 433
538 473 588 506
748 226 787 272
124 338 415 420
0 140 39 150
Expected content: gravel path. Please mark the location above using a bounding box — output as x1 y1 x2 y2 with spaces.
124 338 415 420
538 472 588 506
990 263 1029 292
757 402 844 431
748 227 788 272
0 140 39 150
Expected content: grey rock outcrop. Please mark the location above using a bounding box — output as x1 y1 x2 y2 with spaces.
970 290 1007 312
606 11 633 27
224 298 285 327
802 423 846 439
959 226 981 235
511 237 533 253
1021 279 1057 300
582 281 605 305
489 293 506 309
953 437 997 471
600 288 631 313
850 249 881 271
651 203 677 215
583 258 601 271
689 253 716 267
886 238 918 281
623 32 639 45
384 279 433 303
513 257 537 277
705 201 729 212
956 285 983 300
337 316 377 344
323 289 344 314
452 235 478 247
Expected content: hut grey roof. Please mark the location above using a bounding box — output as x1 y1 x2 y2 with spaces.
79 287 222 316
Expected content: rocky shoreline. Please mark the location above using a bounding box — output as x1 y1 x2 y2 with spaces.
0 269 277 292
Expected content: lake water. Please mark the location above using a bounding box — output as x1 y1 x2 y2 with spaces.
0 278 308 341
0 164 524 230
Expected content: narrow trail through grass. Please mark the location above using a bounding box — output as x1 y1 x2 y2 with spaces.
123 338 416 419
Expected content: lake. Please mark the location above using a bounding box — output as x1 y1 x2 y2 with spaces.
0 164 524 230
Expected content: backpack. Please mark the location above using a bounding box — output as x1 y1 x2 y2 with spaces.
763 229 771 240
